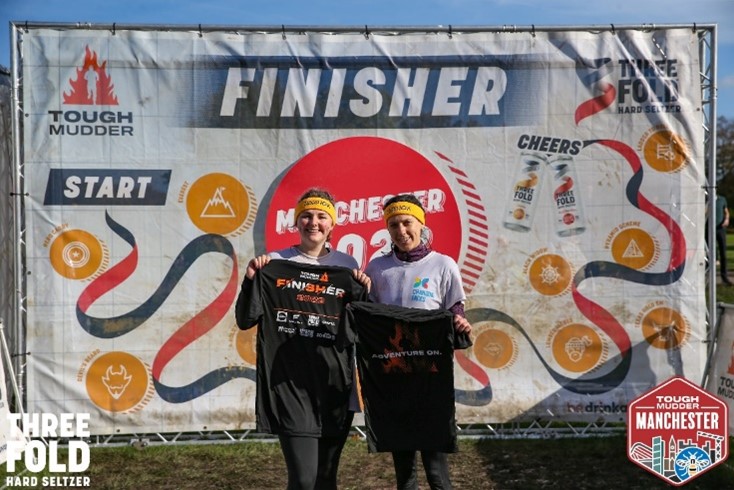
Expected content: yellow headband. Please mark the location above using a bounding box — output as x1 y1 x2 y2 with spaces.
294 197 336 224
383 201 425 224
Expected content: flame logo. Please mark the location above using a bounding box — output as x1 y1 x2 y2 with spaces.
63 46 119 105
379 322 438 374
728 340 734 375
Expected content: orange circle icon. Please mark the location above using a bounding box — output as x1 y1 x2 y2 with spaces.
611 228 658 270
528 253 573 296
49 229 105 280
473 329 516 369
85 351 150 412
235 326 258 365
642 130 690 173
551 324 603 373
185 173 256 235
641 307 689 349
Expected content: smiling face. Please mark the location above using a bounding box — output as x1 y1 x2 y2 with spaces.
296 209 335 248
387 214 424 252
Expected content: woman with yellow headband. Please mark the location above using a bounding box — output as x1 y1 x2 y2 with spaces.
246 189 353 269
365 193 471 490
238 188 370 490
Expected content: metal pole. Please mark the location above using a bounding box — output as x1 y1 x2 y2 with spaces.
0 318 24 418
706 25 719 386
9 22 27 410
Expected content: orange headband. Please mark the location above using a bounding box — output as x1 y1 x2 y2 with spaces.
383 201 425 224
294 197 336 224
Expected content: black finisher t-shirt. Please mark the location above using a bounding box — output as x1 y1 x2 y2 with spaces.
235 260 366 437
346 301 458 453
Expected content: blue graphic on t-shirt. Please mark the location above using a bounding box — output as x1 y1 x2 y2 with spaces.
411 277 435 302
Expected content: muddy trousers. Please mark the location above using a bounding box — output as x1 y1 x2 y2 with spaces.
277 412 354 490
392 450 452 490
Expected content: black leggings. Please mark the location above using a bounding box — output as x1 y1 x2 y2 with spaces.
278 413 354 490
392 450 452 490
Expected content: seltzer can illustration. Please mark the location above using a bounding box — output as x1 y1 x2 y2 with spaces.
549 154 586 237
503 152 547 232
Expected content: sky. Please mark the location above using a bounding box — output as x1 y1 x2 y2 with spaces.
1 0 733 118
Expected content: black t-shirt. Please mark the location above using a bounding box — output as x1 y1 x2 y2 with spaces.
235 260 367 436
346 301 458 453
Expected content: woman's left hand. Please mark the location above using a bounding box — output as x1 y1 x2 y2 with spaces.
453 314 472 334
352 269 371 293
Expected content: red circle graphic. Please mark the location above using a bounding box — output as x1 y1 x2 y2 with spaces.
264 137 462 269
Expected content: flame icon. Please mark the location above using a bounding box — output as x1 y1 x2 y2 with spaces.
63 46 119 105
379 322 438 374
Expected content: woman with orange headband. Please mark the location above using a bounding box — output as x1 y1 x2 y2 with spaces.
365 193 471 490
237 188 370 490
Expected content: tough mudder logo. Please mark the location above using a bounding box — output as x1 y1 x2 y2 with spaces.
50 46 133 136
628 377 729 486
63 46 118 105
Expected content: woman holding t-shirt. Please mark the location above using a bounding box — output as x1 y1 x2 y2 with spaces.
235 188 370 490
365 193 472 490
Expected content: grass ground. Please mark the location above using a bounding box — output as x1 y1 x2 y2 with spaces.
2 436 734 489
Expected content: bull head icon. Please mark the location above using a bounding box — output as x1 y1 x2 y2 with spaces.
101 364 133 399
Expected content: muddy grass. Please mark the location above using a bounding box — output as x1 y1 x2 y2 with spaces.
3 435 733 489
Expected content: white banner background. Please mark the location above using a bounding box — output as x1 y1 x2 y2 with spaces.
706 304 734 433
18 27 706 434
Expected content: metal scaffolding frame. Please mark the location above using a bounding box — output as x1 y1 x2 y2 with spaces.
4 22 718 445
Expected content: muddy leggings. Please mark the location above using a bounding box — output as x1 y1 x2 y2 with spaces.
392 450 452 490
277 412 354 490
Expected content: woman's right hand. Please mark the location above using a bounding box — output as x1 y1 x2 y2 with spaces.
352 269 371 293
246 255 271 279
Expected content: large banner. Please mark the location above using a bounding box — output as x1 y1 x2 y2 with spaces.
706 304 734 433
17 26 706 434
